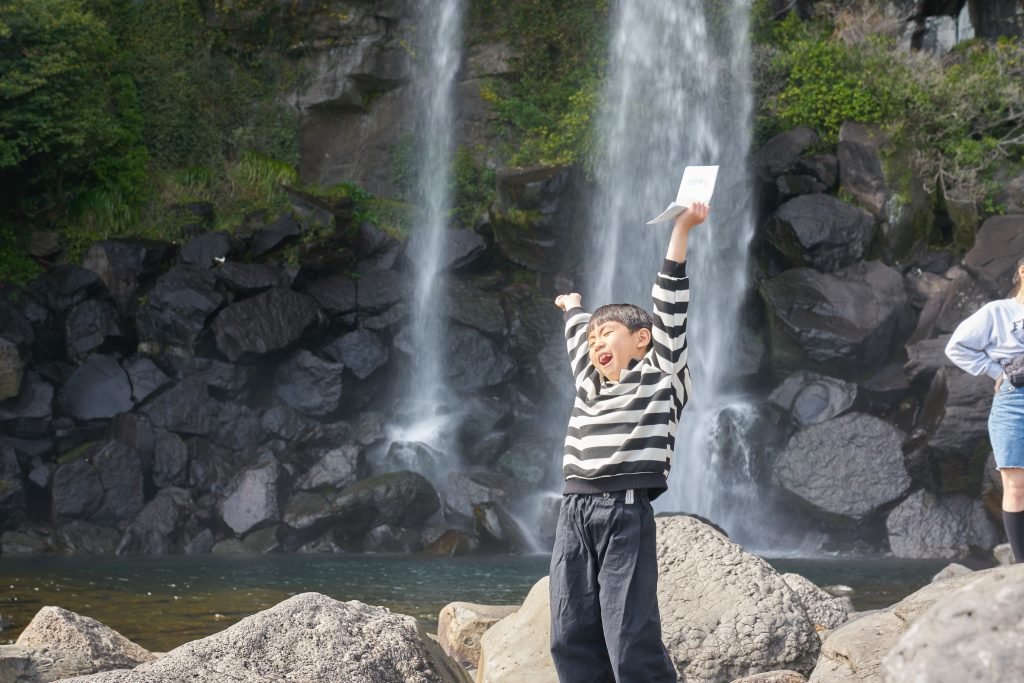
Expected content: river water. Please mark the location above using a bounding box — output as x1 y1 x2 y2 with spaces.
0 554 974 652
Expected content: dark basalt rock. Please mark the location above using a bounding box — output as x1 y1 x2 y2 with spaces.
322 329 388 380
81 239 173 315
273 350 344 417
0 375 54 438
0 335 25 401
212 288 320 361
449 280 506 336
117 487 194 555
300 274 358 315
249 214 301 258
178 231 232 268
394 324 515 391
136 265 225 354
963 215 1024 296
152 428 189 489
404 227 488 273
122 356 171 404
28 266 107 316
0 444 26 531
61 355 134 421
766 194 876 273
214 261 291 294
355 269 409 312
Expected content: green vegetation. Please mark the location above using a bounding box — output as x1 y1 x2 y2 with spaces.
470 0 608 167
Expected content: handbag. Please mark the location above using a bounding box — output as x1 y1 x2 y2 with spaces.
1003 356 1024 388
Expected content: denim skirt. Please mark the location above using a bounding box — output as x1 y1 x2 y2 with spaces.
990 380 1024 469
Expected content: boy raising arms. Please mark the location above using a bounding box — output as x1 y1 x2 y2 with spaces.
550 202 709 683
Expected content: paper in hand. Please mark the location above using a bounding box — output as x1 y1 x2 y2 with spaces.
646 165 719 224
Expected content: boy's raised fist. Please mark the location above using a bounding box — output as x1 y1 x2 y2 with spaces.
555 293 582 312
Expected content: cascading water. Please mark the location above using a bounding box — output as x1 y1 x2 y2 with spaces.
388 0 466 482
587 0 804 551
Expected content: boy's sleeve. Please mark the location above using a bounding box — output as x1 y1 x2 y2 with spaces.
564 307 593 390
945 305 1002 379
651 258 690 384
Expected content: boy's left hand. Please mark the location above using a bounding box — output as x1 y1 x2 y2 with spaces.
674 202 710 231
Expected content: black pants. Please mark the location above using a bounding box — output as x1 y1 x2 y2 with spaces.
549 490 679 683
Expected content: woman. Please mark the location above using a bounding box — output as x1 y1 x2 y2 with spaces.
946 257 1024 563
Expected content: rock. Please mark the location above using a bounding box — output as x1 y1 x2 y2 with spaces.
211 538 246 555
0 443 27 531
962 214 1024 296
808 566 991 683
15 605 155 678
760 261 910 378
61 356 134 421
249 214 300 258
395 324 515 391
300 274 357 314
903 335 954 384
491 165 580 273
64 300 124 361
212 288 319 361
766 195 876 273
92 441 145 529
322 329 389 379
28 267 107 316
136 265 225 354
477 577 555 683
754 127 821 180
994 542 1014 565
405 227 488 272
0 375 54 438
776 413 911 522
294 445 360 491
369 440 447 477
81 239 171 314
117 487 193 555
437 602 518 671
443 471 511 523
51 457 105 526
61 593 471 682
733 673 808 683
882 565 1024 682
449 279 506 336
355 269 409 313
456 397 512 466
121 357 170 404
782 573 852 631
473 502 532 553
496 430 559 485
58 521 120 555
768 372 858 428
241 524 281 554
219 460 283 536
0 335 26 401
422 529 478 557
362 524 420 553
184 528 214 555
273 350 344 417
178 231 231 268
2 527 54 555
931 563 973 582
886 490 1000 559
214 261 290 294
142 378 264 451
933 267 989 335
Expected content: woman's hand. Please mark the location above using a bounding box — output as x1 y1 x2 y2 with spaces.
996 376 1005 394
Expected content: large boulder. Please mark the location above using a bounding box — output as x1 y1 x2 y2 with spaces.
11 605 155 681
61 356 134 421
760 261 910 378
809 566 1007 683
781 573 852 631
136 266 225 354
766 195 875 273
212 288 319 361
117 487 193 555
81 240 171 315
218 460 284 536
0 334 26 401
28 267 107 316
437 602 518 671
60 593 471 682
882 565 1024 681
64 300 125 361
768 372 858 428
0 375 54 438
178 231 231 268
214 261 290 295
962 214 1024 295
404 227 488 272
886 490 1000 558
394 324 515 391
51 442 144 530
293 445 360 491
0 443 26 530
273 350 344 417
479 517 821 683
775 413 911 523
141 377 264 451
321 329 389 380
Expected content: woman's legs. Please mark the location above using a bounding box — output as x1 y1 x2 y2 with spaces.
1000 467 1024 563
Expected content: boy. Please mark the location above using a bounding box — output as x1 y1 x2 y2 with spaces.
549 202 708 683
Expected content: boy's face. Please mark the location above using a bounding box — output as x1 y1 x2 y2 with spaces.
588 320 651 382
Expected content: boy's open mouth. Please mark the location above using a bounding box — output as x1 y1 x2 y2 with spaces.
598 352 613 366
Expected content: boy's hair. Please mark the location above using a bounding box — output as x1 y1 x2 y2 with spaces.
587 304 654 349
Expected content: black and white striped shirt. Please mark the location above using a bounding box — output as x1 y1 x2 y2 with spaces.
561 259 692 499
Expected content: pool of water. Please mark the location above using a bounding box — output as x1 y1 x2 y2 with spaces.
0 553 981 652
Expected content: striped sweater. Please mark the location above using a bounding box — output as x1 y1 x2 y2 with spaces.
561 259 692 499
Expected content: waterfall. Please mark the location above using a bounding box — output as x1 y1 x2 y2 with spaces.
389 0 466 478
587 0 791 550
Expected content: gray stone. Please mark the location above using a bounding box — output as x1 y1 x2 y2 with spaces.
249 214 300 258
394 324 515 391
0 376 54 437
477 578 555 683
219 461 283 536
733 673 808 683
491 165 580 273
241 525 281 554
52 458 105 526
136 266 225 354
90 441 145 529
782 573 852 631
769 372 858 428
444 471 511 523
294 445 360 491
405 227 488 272
211 538 246 555
2 527 53 555
178 232 231 268
766 195 876 273
994 542 1014 565
0 443 26 531
28 267 106 316
14 605 155 680
0 335 25 401
760 262 910 378
887 490 1000 559
776 413 910 522
963 215 1024 296
81 240 172 314
754 127 821 180
65 300 124 361
322 329 388 379
117 488 192 555
60 593 471 682
903 335 954 384
62 356 134 421
931 563 973 582
449 280 506 336
57 521 120 555
882 565 1024 682
214 261 289 294
355 269 410 312
212 288 319 361
151 430 187 489
121 357 170 404
437 602 518 672
273 350 344 417
301 274 357 314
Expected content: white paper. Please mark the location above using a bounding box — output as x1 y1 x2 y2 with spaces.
646 165 719 224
